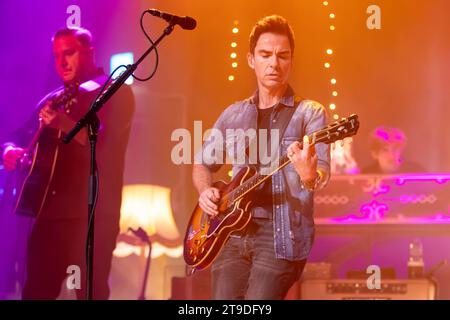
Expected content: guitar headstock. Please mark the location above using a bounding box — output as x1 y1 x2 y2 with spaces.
311 114 360 145
52 82 79 107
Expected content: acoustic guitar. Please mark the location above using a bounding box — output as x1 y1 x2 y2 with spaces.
12 83 79 217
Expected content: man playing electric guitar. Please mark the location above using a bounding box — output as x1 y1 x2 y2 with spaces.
193 15 331 300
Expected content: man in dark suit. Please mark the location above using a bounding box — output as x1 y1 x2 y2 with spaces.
2 27 135 299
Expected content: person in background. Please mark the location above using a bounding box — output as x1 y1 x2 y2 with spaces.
1 26 135 299
362 126 424 174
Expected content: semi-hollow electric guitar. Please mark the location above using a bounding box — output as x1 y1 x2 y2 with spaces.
184 114 360 271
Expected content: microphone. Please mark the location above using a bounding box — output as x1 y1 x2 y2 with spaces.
147 9 197 30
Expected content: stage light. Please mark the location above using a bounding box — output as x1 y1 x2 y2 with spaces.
322 4 340 117
110 52 134 85
228 21 239 82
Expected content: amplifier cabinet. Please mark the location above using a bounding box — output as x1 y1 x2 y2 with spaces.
300 279 436 300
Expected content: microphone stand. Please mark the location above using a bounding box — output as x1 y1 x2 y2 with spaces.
62 22 176 300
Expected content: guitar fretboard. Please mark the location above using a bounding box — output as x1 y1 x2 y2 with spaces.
224 143 306 208
221 114 359 209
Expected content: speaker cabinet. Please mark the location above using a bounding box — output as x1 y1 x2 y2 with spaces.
300 279 436 300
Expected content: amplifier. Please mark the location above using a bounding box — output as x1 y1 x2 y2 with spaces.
300 279 436 300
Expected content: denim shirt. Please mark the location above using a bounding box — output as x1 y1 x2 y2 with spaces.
197 86 330 261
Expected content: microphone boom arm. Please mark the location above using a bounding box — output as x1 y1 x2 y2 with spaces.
63 22 176 144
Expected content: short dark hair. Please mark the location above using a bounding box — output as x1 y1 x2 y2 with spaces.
249 15 295 55
51 26 93 48
370 126 407 153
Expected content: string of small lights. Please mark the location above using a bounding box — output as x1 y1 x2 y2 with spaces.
228 20 240 82
322 1 340 120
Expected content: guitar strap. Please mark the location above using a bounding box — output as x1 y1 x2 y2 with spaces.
249 97 302 220
254 96 302 167
245 96 302 166
274 96 302 146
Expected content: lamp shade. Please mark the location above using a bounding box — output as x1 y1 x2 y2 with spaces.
120 184 179 240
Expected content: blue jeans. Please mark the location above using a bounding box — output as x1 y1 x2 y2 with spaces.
211 218 306 300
